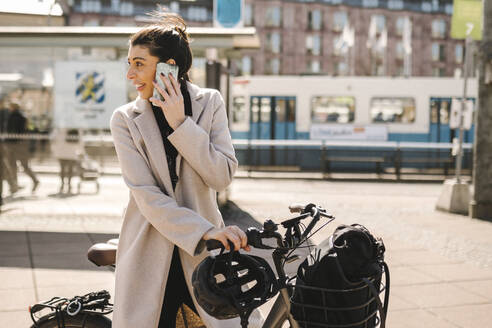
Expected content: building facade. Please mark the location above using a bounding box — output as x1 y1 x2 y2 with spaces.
63 0 464 77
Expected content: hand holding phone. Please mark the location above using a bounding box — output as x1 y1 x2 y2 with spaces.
153 62 180 101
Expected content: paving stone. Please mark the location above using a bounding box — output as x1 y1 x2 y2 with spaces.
387 309 457 328
430 304 492 328
0 288 36 311
0 310 33 327
393 282 489 308
390 266 441 286
34 268 113 288
0 267 34 289
415 263 492 282
454 280 492 302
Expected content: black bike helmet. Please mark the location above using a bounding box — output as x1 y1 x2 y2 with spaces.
192 250 278 324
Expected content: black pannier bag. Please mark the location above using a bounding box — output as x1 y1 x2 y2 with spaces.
290 224 390 328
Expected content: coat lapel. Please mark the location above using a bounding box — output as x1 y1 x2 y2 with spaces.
132 97 175 198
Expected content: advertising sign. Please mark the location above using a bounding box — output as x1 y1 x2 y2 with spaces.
451 0 483 40
54 61 127 129
450 98 474 130
310 124 388 141
214 0 243 28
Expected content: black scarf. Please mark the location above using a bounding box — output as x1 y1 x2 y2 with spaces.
151 81 193 191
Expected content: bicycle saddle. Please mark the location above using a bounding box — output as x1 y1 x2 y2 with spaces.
87 239 118 266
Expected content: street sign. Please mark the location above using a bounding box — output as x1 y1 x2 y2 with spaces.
450 98 474 130
451 0 483 40
214 0 243 28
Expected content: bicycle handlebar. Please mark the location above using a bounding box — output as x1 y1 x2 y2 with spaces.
205 203 334 252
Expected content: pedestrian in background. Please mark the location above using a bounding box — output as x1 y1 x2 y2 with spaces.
50 128 84 194
110 9 261 328
6 101 39 193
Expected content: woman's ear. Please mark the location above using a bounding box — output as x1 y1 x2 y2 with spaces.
166 59 176 65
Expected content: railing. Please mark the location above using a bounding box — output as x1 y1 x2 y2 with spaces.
233 139 473 178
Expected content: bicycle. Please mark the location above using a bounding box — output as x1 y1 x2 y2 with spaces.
203 203 389 328
29 203 388 328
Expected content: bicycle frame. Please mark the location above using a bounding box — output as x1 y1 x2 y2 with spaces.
262 248 300 328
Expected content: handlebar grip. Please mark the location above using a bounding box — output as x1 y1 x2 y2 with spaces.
205 239 224 251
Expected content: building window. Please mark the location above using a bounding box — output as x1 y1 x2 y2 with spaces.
307 60 321 73
432 67 446 77
395 64 404 76
395 41 404 60
265 7 282 27
266 33 281 54
308 10 322 30
266 58 281 75
306 35 321 55
81 0 101 13
370 97 416 123
455 44 463 64
432 19 446 38
244 3 254 26
311 96 355 123
372 15 386 33
236 56 252 76
333 61 348 75
333 12 348 32
388 0 404 10
432 43 446 62
395 17 405 36
120 2 133 16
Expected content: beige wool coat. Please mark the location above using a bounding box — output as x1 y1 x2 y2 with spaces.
110 82 263 328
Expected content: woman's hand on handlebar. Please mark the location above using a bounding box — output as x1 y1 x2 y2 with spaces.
202 226 251 252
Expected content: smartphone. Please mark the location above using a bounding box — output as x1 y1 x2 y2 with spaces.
153 62 179 101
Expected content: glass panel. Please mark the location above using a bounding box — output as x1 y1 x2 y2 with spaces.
308 10 322 30
244 4 254 26
275 99 287 122
455 44 463 64
311 96 355 123
260 98 271 123
440 100 450 124
251 97 260 123
232 96 246 124
265 7 281 27
430 100 439 124
287 99 296 122
370 97 416 123
333 12 348 32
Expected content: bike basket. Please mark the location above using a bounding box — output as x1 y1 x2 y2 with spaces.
290 271 389 328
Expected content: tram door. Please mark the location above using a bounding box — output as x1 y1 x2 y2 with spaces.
249 96 296 166
430 97 475 143
250 96 296 139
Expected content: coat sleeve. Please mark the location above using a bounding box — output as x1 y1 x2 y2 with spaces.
110 110 214 256
168 91 238 192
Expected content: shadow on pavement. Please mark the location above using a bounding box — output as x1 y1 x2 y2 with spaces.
0 231 118 271
220 200 262 230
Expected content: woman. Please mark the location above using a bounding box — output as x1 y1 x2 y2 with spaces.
110 11 259 328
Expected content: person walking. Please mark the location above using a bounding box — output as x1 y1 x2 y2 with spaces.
6 101 39 193
110 10 262 328
50 128 84 194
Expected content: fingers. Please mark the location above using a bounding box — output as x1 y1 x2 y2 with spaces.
152 79 170 103
159 73 178 98
202 226 250 252
168 73 182 96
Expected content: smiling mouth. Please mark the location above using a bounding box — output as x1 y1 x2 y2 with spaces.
134 83 145 91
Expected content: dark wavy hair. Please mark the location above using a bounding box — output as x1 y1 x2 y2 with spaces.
130 10 193 82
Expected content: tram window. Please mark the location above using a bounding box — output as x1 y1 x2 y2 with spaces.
440 100 450 124
260 98 271 122
370 97 415 123
311 96 355 123
275 98 295 122
431 100 439 123
232 96 246 124
251 97 260 123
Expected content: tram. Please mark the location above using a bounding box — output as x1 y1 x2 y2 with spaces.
230 76 477 143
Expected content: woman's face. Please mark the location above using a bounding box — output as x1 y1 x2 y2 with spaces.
127 45 159 99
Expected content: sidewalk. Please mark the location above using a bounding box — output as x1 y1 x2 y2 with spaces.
1 174 492 327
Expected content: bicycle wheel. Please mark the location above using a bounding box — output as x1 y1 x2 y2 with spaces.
31 313 111 328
